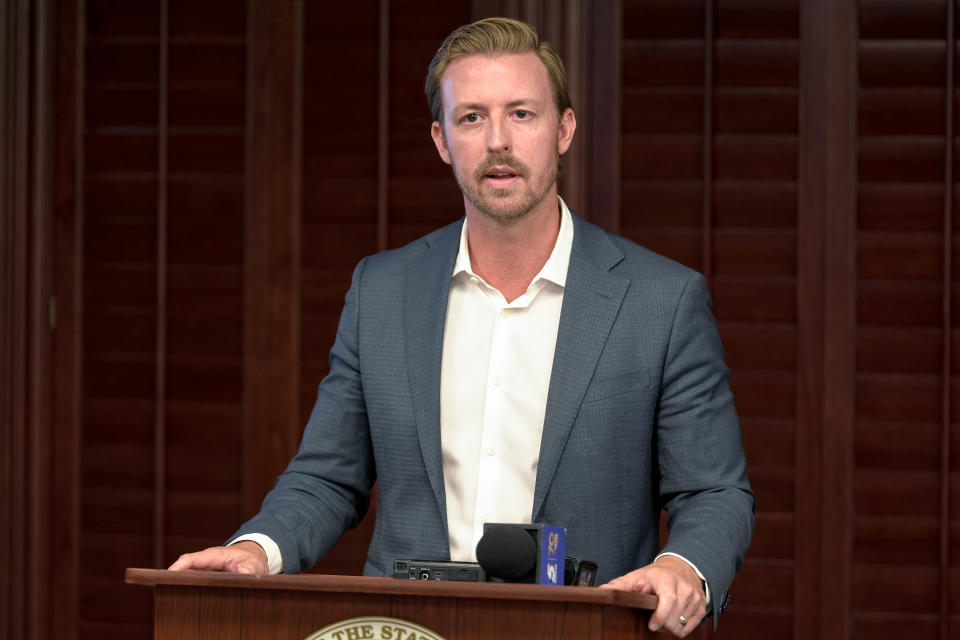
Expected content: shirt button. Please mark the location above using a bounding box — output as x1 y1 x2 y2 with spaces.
470 276 479 285
487 447 496 456
500 309 508 319
493 376 502 386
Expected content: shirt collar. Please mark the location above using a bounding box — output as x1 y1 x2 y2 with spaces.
452 196 574 288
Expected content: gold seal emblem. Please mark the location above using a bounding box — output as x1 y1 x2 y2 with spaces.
304 616 446 640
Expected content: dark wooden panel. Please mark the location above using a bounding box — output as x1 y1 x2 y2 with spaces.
750 512 795 559
860 88 945 135
859 0 945 39
86 43 158 85
622 135 701 180
857 373 941 422
858 231 942 279
84 219 157 264
169 0 245 39
721 324 796 369
855 469 941 518
168 44 244 86
858 327 942 374
167 218 243 266
730 561 794 608
622 0 703 39
712 276 797 322
853 565 940 613
714 135 798 181
715 0 799 38
715 40 798 88
166 175 243 221
168 88 245 128
852 614 940 640
86 0 160 39
715 88 799 134
860 41 945 88
855 420 941 469
740 419 794 467
713 229 796 276
86 177 159 220
860 183 943 230
730 371 796 418
86 88 159 127
622 88 702 134
167 134 244 173
860 137 944 182
713 181 797 227
622 41 703 88
166 267 243 315
84 133 157 172
859 280 942 327
620 181 702 226
855 515 940 564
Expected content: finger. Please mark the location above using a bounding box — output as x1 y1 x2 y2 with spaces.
648 585 678 633
168 548 230 572
602 570 656 594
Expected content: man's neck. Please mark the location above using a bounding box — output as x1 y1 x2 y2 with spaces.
464 194 562 304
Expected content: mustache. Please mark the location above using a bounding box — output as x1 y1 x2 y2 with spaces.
473 154 529 182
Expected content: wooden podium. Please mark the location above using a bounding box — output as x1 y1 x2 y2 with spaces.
126 568 663 639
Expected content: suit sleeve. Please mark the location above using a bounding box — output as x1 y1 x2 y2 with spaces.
655 271 755 613
227 258 375 573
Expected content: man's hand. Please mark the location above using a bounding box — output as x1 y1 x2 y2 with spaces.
600 555 706 638
168 541 269 574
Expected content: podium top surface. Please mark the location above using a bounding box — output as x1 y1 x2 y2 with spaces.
126 568 657 611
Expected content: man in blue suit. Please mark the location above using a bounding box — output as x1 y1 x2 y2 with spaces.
171 17 753 638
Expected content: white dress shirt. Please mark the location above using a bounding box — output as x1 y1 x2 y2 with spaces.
440 198 573 561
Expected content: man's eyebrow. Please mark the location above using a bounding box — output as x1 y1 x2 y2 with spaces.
453 98 543 113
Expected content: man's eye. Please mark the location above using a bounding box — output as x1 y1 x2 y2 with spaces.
515 110 530 119
463 113 480 123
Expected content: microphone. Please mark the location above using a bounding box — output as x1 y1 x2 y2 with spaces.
475 523 566 585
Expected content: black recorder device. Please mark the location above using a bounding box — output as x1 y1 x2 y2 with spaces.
393 560 487 582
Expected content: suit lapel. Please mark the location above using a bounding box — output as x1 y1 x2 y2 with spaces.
404 220 462 536
533 215 629 520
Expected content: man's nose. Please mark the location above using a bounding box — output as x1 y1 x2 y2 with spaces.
486 119 511 153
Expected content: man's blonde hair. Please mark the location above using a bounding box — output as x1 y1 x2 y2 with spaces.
425 17 572 124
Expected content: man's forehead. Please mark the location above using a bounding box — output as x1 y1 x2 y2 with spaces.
440 51 551 101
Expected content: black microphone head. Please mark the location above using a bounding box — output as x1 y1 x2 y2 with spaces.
475 524 538 581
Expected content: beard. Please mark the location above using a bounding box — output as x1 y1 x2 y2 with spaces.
451 148 559 222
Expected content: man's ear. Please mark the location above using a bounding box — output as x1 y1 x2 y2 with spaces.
431 121 452 165
557 108 576 156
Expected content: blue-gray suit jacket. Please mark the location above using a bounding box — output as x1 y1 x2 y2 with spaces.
231 212 754 613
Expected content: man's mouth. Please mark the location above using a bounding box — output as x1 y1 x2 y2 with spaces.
482 165 522 183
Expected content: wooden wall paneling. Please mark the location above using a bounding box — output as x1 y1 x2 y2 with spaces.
299 0 378 423
619 2 802 636
164 0 247 564
857 1 945 637
587 0 621 231
378 0 390 253
81 0 163 633
154 0 169 574
387 2 470 247
51 0 83 636
620 0 703 260
941 2 955 638
700 0 713 291
27 1 56 638
1 1 32 637
297 0 382 575
711 2 799 638
799 1 857 640
244 0 302 517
